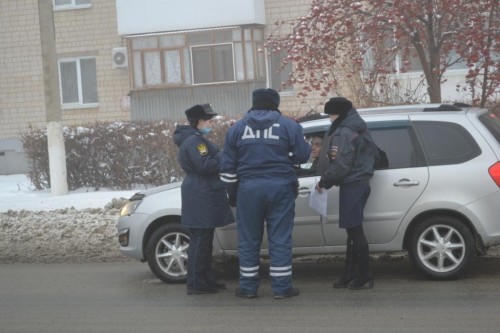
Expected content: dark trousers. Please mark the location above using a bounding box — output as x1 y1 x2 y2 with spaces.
340 182 371 278
187 227 216 291
346 225 371 278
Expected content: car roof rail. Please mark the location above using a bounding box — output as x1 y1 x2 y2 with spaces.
296 113 327 123
453 102 472 108
423 104 463 112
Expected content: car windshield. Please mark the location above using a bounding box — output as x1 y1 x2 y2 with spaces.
479 112 500 144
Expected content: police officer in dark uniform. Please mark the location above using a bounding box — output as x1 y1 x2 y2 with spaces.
220 89 311 299
173 104 234 295
316 97 378 290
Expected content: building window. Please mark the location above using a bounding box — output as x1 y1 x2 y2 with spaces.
128 27 265 89
191 44 235 84
401 47 467 72
270 50 294 93
58 57 98 108
53 0 91 10
367 37 468 74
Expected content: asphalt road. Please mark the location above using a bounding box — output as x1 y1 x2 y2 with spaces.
1 256 500 333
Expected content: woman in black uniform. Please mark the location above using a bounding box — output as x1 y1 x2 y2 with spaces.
173 104 234 295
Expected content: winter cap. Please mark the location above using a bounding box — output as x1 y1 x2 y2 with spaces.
324 97 353 115
185 104 217 122
252 88 280 108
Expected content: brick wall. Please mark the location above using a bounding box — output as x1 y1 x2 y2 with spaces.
0 0 46 140
264 0 328 117
0 0 131 142
54 0 130 126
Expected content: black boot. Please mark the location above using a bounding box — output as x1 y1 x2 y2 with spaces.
333 239 357 289
347 232 373 290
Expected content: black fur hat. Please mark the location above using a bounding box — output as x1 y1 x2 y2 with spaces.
252 88 280 108
324 97 353 115
185 104 217 122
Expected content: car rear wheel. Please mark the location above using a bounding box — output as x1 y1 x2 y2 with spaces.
146 224 190 283
408 216 475 280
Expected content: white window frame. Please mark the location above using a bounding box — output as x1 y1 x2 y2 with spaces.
53 0 91 11
365 35 469 77
58 57 99 109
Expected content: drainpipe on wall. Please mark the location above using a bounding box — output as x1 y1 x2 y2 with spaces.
38 0 68 196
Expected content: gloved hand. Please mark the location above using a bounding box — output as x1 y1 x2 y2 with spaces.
228 193 237 207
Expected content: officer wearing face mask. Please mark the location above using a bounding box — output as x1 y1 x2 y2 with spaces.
173 103 234 295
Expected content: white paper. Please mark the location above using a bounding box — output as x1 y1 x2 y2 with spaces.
309 185 328 217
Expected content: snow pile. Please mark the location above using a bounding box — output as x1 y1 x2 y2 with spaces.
0 174 140 263
0 198 133 263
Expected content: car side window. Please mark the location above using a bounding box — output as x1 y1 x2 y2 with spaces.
478 113 500 144
370 126 426 170
295 131 326 177
413 121 481 166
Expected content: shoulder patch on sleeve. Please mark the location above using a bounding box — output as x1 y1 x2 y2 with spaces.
197 143 208 156
329 145 339 160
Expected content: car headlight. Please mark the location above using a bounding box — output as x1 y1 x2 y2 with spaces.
119 199 143 217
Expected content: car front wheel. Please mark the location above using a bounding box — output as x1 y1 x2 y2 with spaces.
145 224 190 283
408 216 475 280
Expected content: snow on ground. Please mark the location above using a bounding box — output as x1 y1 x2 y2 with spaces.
0 174 138 213
0 174 140 263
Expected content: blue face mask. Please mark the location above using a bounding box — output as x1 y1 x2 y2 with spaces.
200 127 212 135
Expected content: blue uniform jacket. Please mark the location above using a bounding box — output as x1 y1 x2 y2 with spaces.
219 109 311 194
173 125 234 228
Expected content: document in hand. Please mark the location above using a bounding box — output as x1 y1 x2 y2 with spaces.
309 182 327 217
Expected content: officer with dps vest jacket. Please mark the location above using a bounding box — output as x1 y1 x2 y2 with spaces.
220 88 311 299
173 104 234 295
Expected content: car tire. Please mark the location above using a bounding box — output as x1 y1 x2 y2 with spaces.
408 216 475 280
145 223 190 283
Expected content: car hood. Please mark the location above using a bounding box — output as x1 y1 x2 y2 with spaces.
138 181 182 197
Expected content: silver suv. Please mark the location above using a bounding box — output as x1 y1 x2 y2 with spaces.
117 104 500 283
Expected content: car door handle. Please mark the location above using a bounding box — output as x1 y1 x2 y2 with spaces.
298 187 311 196
393 179 420 187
